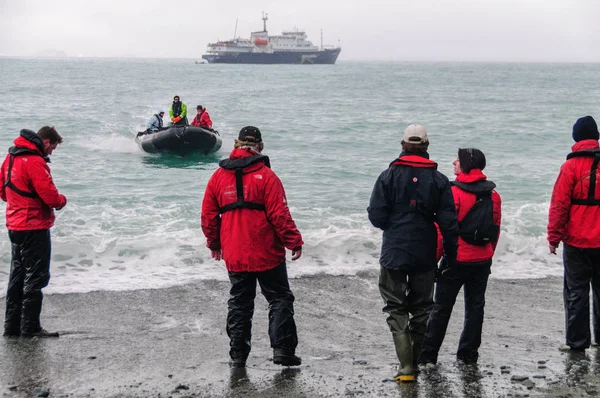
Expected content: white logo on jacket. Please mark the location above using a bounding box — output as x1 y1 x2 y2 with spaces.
254 175 263 179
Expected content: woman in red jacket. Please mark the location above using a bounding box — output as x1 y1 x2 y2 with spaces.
419 148 502 366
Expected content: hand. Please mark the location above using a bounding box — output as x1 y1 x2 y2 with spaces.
211 250 222 261
549 243 558 255
291 247 302 261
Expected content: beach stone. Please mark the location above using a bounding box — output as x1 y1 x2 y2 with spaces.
353 360 368 365
510 375 529 382
537 360 546 365
532 375 546 379
500 365 511 370
501 369 511 374
538 365 547 369
175 384 189 391
88 356 97 360
7 386 17 391
34 388 50 398
522 380 535 389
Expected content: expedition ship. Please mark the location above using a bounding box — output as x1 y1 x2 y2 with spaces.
202 14 341 65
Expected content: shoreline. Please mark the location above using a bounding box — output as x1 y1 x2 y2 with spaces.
0 272 598 397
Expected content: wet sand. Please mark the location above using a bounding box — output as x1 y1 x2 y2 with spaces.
0 271 598 397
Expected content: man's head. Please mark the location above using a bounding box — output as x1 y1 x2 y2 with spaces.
572 116 599 142
158 109 165 117
36 126 63 155
173 95 180 103
196 105 204 114
235 126 264 152
401 124 429 153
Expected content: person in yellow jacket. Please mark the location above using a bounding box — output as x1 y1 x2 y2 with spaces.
169 95 188 126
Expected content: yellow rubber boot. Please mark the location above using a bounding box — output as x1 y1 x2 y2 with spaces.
392 333 415 383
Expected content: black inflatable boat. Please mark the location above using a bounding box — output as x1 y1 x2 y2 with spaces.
136 126 222 155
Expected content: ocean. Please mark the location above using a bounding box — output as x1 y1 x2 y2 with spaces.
0 58 599 295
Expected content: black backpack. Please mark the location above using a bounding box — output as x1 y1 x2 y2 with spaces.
452 181 499 246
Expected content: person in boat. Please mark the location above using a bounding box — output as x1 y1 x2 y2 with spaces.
419 148 502 368
201 126 303 369
367 124 459 383
146 109 165 133
190 105 213 129
169 95 188 127
548 115 600 351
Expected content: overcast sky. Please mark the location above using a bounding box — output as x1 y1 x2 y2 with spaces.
1 0 599 62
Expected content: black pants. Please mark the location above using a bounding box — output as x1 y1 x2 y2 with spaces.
172 116 188 127
379 266 436 361
227 262 298 360
4 229 52 334
563 244 600 349
419 264 490 364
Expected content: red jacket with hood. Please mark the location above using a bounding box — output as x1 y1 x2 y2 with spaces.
548 139 600 248
190 110 212 129
201 148 303 272
0 130 67 231
450 169 502 264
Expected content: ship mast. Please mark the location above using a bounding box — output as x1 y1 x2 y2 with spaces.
234 18 238 38
320 29 324 50
262 12 268 32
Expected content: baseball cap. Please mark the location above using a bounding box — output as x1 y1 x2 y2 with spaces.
403 124 428 144
238 126 262 143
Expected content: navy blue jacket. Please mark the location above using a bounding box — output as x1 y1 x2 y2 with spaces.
368 153 459 272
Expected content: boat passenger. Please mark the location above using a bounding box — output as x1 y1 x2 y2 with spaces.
169 95 188 126
190 105 213 129
146 109 165 133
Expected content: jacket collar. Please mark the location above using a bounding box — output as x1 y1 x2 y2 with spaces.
455 169 487 183
390 152 437 169
9 129 49 162
219 148 271 170
572 139 600 152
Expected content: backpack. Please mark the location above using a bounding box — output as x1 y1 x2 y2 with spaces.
452 181 499 246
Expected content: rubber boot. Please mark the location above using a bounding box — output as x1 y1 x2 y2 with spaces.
412 333 424 367
392 333 415 383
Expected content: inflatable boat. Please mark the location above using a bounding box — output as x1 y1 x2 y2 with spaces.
136 126 222 155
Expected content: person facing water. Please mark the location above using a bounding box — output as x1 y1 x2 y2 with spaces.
419 148 502 368
190 105 213 129
146 109 165 132
367 124 459 382
548 115 600 351
169 95 188 126
0 126 67 338
201 126 304 369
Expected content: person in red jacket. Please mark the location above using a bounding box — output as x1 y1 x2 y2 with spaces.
190 105 212 129
201 126 303 368
419 148 501 366
0 127 67 338
548 115 600 351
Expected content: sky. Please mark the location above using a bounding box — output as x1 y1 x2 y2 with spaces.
1 0 599 62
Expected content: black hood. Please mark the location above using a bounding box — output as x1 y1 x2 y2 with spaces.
8 129 49 162
219 154 270 170
451 180 496 193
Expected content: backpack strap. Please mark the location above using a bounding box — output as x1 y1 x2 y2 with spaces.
219 168 266 214
571 151 600 206
2 155 38 198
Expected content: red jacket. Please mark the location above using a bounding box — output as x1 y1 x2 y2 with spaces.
449 170 502 264
190 110 212 128
0 131 67 231
201 148 303 272
548 139 600 248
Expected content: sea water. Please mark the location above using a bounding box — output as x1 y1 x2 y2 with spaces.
0 58 599 295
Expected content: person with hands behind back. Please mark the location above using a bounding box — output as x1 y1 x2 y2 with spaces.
201 126 303 369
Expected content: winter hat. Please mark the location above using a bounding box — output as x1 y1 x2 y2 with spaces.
238 126 262 143
157 108 165 115
572 116 599 142
403 124 428 144
197 105 203 110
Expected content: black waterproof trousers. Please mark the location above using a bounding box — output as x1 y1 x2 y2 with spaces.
563 244 600 350
4 229 52 334
227 262 298 361
419 264 491 364
379 266 436 364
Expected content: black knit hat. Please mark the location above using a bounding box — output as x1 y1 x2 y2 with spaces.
238 126 262 143
572 116 599 142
